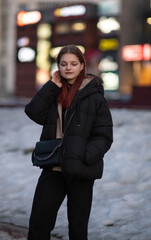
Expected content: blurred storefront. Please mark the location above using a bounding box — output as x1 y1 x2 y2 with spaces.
15 0 121 97
1 0 151 107
15 3 100 96
120 0 151 106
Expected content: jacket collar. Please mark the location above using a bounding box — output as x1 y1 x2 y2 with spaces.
79 76 93 90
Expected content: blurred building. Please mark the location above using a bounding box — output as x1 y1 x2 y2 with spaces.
0 0 151 107
0 0 101 97
120 0 151 106
15 2 100 96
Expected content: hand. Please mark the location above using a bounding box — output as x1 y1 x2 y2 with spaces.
51 70 62 88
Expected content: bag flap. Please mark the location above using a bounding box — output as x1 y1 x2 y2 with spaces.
35 139 61 154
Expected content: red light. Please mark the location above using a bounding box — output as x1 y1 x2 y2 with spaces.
17 11 26 26
142 44 151 61
122 44 151 61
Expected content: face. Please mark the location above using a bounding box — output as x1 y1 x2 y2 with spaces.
58 53 84 84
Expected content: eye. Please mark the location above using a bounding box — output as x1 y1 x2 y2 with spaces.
71 61 79 66
60 63 66 66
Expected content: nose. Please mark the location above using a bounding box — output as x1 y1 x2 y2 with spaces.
66 64 71 70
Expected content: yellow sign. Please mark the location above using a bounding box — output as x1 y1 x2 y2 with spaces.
99 38 119 51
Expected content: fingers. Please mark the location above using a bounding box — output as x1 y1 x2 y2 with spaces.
52 70 62 88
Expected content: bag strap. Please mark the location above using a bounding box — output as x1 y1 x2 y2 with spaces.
63 110 75 136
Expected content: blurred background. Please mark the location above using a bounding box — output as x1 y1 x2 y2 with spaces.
0 0 151 108
1 1 151 239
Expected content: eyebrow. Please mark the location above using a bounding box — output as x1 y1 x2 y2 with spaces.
60 61 78 63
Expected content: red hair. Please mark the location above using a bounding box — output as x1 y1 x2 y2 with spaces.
57 45 86 108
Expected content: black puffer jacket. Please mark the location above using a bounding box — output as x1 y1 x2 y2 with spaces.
25 75 113 180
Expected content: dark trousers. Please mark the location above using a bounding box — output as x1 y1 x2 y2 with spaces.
27 169 94 240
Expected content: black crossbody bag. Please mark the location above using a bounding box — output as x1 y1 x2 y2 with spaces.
32 110 75 167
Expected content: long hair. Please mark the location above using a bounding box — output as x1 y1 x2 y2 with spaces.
57 45 86 108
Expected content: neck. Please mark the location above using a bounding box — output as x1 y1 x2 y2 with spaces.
67 82 73 87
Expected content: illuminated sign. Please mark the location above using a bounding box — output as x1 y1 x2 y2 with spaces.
54 5 86 17
50 46 85 59
55 21 86 35
36 69 50 86
97 17 120 34
101 72 119 90
50 47 63 59
147 17 151 25
37 24 52 39
17 11 41 26
122 44 151 61
18 47 35 62
36 40 51 70
36 39 51 86
17 37 30 47
71 22 86 32
36 24 52 87
99 38 119 51
99 56 118 71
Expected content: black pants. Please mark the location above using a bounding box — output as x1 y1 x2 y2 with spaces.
27 169 94 240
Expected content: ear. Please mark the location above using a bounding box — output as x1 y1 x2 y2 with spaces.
80 63 84 71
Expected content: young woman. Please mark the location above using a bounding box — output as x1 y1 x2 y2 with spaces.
25 45 113 240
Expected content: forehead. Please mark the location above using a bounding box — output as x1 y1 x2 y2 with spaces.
60 53 79 62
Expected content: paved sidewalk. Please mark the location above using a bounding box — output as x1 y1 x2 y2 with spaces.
0 223 61 240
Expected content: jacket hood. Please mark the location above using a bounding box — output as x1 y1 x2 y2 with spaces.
79 74 104 97
67 74 104 112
